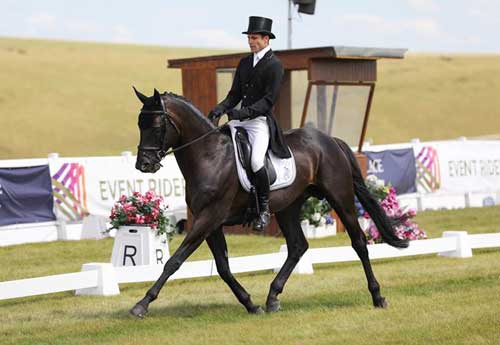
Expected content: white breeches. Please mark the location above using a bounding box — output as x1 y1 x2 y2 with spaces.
229 116 269 172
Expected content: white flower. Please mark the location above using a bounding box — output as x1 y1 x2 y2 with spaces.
366 175 378 184
376 179 385 188
312 213 321 222
301 219 309 226
319 217 326 226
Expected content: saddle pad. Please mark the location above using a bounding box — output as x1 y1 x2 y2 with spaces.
228 122 296 193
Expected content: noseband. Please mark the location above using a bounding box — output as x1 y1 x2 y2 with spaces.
137 97 180 159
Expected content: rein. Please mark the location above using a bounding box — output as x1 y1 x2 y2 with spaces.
137 98 223 159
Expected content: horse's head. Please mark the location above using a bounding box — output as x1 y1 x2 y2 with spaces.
134 87 179 173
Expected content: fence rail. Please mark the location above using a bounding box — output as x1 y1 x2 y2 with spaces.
1 231 499 301
0 271 98 300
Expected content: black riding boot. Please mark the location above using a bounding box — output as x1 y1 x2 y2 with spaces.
253 167 271 231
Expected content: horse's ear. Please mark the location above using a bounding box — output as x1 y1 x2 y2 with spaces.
133 86 148 105
153 88 162 105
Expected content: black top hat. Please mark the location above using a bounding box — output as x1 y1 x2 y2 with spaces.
242 16 276 39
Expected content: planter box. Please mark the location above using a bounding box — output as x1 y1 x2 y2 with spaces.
358 217 371 231
301 221 337 239
110 225 170 267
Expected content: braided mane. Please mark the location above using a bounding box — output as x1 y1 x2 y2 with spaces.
162 91 214 127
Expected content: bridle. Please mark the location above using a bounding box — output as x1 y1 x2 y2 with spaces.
137 96 223 161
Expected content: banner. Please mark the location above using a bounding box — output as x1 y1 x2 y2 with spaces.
365 148 417 194
49 155 186 221
415 141 500 194
0 165 56 226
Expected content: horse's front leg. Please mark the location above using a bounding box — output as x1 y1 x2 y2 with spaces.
130 208 222 318
206 228 264 314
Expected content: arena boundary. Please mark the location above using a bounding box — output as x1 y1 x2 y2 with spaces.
1 231 500 301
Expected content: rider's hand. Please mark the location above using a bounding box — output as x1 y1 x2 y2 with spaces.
208 107 224 121
226 109 239 121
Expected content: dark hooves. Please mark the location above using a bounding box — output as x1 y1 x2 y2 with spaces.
247 305 265 315
265 300 281 313
130 303 148 318
374 297 389 309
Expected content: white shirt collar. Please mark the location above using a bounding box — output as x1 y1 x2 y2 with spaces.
253 45 271 66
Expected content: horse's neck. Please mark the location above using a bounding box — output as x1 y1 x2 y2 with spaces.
171 105 226 183
174 129 229 197
179 118 212 145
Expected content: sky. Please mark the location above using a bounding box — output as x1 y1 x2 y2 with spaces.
1 0 499 53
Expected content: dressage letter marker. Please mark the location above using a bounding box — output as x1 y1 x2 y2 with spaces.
123 245 137 266
111 226 170 267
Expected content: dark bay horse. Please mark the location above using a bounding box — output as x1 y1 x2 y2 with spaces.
130 88 408 318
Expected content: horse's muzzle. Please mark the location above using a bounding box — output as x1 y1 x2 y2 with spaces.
135 160 162 173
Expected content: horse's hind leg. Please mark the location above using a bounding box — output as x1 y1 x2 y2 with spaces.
266 198 309 312
206 228 264 314
324 190 388 308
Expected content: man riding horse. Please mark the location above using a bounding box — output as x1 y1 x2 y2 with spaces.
208 16 291 232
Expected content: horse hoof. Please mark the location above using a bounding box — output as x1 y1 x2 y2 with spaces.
265 300 281 313
130 303 148 318
374 297 389 309
248 305 265 315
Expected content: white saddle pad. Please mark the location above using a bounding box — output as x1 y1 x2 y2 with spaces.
228 123 296 193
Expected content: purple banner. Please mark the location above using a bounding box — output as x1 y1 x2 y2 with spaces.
0 165 56 226
365 148 417 194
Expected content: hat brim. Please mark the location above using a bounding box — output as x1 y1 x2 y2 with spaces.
242 31 276 39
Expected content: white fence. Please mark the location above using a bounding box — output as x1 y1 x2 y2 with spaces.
1 231 500 301
398 191 500 212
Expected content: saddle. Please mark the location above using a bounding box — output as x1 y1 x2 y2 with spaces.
234 127 277 185
227 123 296 193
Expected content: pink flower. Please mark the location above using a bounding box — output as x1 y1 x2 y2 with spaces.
135 214 145 224
109 191 172 239
370 226 380 240
145 190 155 201
122 203 135 212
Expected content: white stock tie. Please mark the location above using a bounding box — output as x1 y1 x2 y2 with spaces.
253 54 259 67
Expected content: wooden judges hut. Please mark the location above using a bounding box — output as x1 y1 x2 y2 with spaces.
168 46 406 235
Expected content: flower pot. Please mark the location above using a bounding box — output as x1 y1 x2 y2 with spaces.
301 220 337 239
358 217 371 231
110 225 170 267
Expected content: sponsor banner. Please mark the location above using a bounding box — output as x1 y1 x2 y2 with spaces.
414 145 441 193
414 141 500 194
0 165 56 226
49 155 185 221
365 148 417 194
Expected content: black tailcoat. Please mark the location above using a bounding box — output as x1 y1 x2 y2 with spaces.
215 49 291 158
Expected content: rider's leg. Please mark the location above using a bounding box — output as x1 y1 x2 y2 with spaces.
244 116 271 231
253 166 270 230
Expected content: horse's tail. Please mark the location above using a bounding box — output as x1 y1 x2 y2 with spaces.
335 138 409 249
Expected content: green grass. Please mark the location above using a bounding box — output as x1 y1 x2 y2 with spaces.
0 37 234 159
1 37 500 159
1 207 500 344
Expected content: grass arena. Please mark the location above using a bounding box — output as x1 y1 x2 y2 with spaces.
1 206 500 345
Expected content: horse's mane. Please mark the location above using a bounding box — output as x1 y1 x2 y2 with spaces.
163 92 215 128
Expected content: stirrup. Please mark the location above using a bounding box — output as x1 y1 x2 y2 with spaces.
253 211 270 232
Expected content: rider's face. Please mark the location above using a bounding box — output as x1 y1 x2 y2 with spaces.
247 34 269 53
